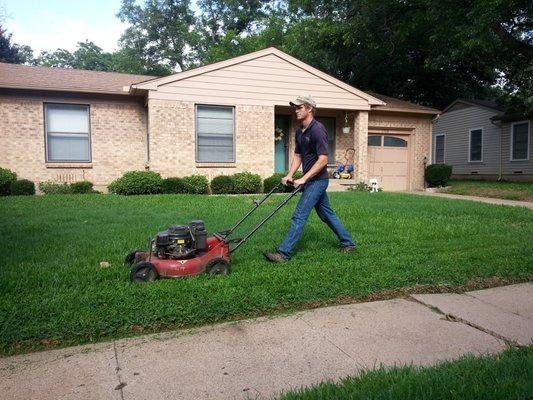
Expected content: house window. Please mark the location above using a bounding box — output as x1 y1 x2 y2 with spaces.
434 134 445 164
368 135 382 146
316 116 336 163
469 128 483 162
511 121 530 161
196 105 235 162
45 103 90 162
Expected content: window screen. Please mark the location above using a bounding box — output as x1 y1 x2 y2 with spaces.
45 104 90 162
196 105 234 162
435 135 445 163
512 122 529 160
469 129 482 162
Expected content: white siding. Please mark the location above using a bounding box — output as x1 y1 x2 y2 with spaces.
149 54 370 110
432 106 501 175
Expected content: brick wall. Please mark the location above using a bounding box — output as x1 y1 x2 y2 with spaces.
148 99 274 180
0 93 147 190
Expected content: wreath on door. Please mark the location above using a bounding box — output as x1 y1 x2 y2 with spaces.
274 127 284 142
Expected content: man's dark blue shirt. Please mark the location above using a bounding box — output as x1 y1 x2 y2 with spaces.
295 119 329 181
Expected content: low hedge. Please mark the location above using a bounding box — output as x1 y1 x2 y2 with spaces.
10 179 35 196
0 167 17 196
210 175 235 194
182 175 209 194
38 181 73 195
425 164 453 187
232 172 262 194
263 171 304 193
162 177 187 194
70 181 94 194
108 171 163 195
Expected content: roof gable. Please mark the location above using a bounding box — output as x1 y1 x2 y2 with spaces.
132 47 385 108
442 99 506 114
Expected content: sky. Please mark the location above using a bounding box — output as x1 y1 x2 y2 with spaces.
1 0 130 54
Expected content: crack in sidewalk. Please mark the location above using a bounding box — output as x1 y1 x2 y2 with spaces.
408 296 521 348
113 342 126 400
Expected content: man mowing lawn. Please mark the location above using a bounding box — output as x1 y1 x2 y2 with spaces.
264 94 356 263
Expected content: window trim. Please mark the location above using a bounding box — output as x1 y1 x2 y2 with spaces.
468 127 483 163
44 102 92 163
434 133 445 164
195 104 236 163
510 120 530 161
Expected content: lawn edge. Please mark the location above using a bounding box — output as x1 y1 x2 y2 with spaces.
3 275 531 358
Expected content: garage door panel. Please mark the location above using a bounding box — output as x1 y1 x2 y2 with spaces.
368 135 409 191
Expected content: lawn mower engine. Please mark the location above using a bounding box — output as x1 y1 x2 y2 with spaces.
154 220 207 260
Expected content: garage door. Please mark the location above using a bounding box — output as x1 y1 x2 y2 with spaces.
368 135 409 191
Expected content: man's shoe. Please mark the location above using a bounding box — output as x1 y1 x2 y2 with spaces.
263 252 288 263
339 245 357 253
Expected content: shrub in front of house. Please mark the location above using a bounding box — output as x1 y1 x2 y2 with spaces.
210 175 235 194
162 177 187 194
263 171 304 193
0 167 17 196
10 179 35 196
233 172 262 194
108 171 163 195
70 181 94 194
181 175 209 194
425 164 453 187
38 181 73 195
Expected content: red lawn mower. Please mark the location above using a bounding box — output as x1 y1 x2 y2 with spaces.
125 181 301 283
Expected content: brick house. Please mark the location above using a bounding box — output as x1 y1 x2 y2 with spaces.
0 47 439 192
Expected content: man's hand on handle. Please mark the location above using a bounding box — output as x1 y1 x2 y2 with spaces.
282 175 306 188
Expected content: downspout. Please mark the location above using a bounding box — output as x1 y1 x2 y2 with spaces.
490 117 502 181
145 95 150 170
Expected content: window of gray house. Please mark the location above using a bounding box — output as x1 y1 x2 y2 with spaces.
469 128 483 162
511 121 530 161
435 134 445 163
45 104 90 162
196 105 235 162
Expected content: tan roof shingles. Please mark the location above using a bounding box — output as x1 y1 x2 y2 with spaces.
368 91 440 114
0 62 156 95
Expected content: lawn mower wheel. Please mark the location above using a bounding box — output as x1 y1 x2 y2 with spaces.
130 261 158 283
206 258 230 275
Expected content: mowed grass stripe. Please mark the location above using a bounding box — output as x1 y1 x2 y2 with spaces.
0 192 531 354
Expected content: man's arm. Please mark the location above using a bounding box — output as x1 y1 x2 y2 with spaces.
282 154 302 185
293 155 328 187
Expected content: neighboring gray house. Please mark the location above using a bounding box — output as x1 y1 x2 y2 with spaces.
432 99 532 181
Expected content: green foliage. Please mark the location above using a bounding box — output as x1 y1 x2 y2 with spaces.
0 26 23 63
10 179 35 196
162 177 187 194
108 171 163 195
349 182 371 192
263 173 286 193
425 164 453 187
0 167 17 196
38 182 73 195
210 175 235 194
70 181 94 194
181 175 209 194
232 172 262 194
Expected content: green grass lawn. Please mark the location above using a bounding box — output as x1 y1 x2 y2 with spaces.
439 179 533 202
277 346 532 400
0 192 532 355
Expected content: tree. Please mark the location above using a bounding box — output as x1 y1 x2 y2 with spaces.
117 0 197 72
0 25 22 63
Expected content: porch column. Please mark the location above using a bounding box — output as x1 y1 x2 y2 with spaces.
353 111 369 182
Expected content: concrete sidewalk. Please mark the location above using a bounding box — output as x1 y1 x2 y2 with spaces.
1 283 531 400
410 190 533 209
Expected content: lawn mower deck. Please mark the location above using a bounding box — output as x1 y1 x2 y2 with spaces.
126 182 300 283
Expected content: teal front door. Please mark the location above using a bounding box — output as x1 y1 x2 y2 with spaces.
274 115 290 173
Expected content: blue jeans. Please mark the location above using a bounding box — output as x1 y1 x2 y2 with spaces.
278 179 355 259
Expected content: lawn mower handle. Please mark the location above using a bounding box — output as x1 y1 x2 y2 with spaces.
223 180 298 237
228 182 302 254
